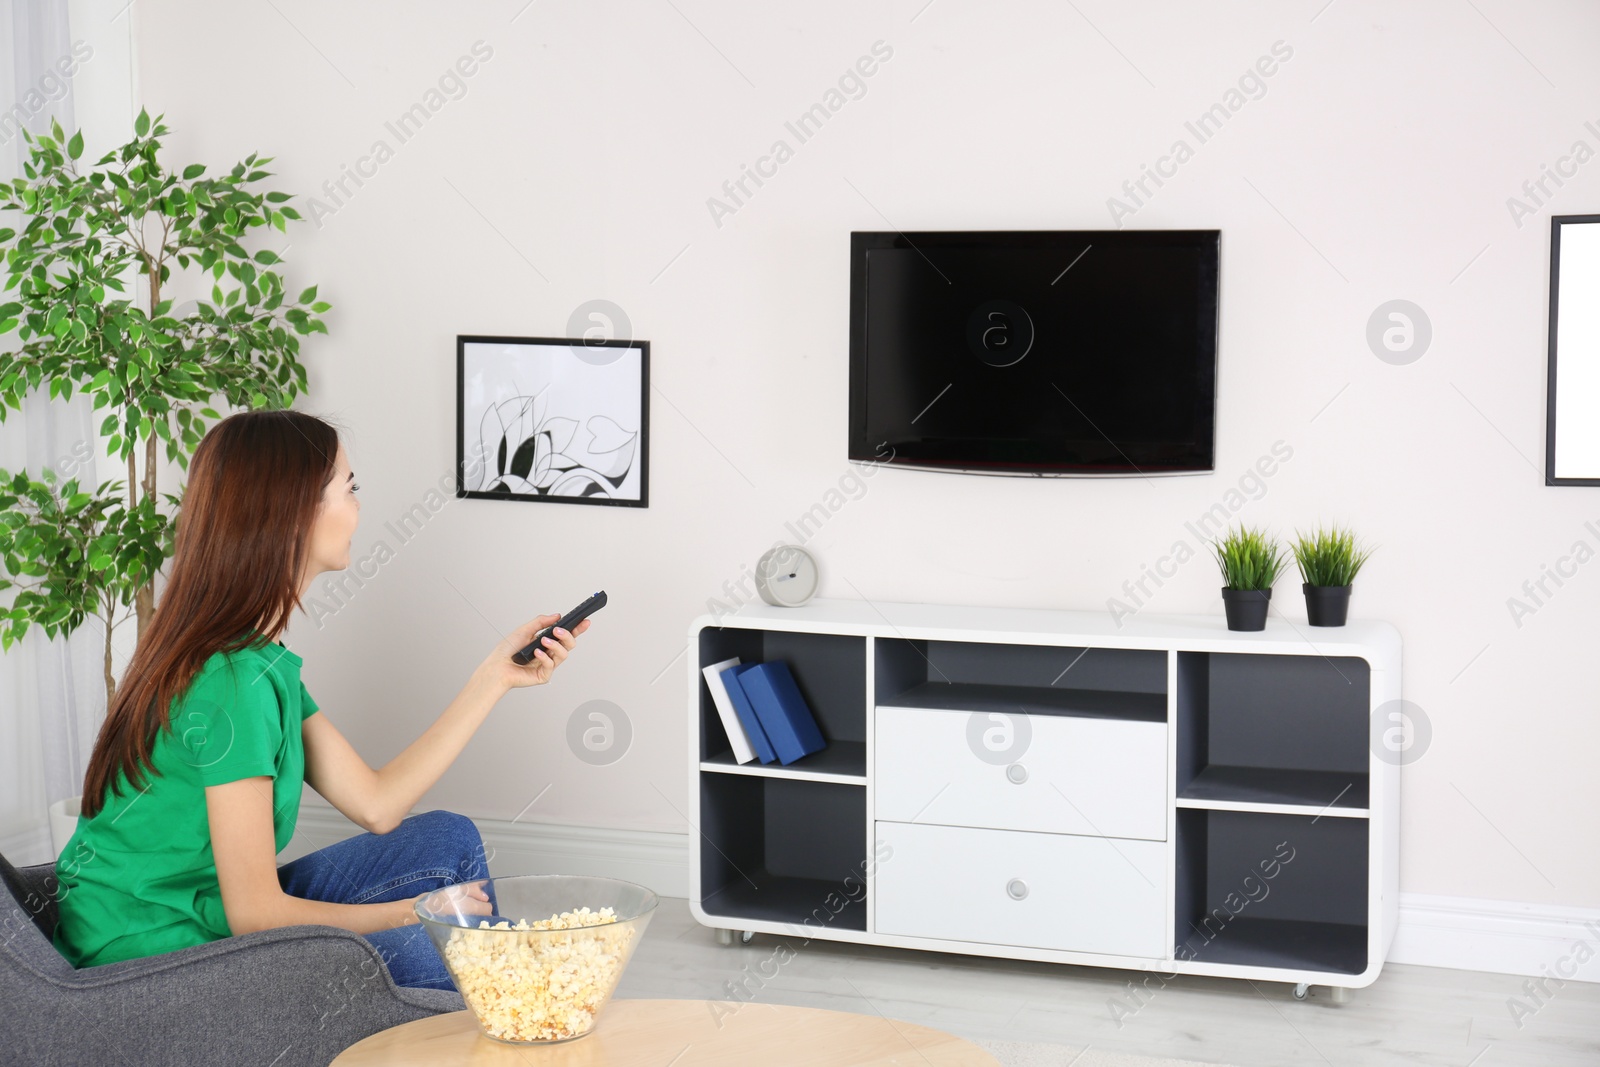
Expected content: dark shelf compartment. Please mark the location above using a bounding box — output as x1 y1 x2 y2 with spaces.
700 740 867 779
875 639 1166 725
696 628 865 764
698 774 868 931
1177 652 1371 807
700 870 867 932
1178 917 1367 975
881 681 1166 723
1176 809 1368 976
1180 766 1368 810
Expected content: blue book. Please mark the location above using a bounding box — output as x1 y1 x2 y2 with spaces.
720 664 777 764
737 662 827 765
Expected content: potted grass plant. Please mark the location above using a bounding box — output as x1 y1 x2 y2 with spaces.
1210 525 1287 632
1292 525 1373 627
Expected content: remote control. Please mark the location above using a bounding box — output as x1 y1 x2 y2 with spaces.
512 591 606 665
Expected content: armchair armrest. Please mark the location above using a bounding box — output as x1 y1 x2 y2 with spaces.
12 923 462 1067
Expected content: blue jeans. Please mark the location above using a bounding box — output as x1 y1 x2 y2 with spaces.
276 809 493 990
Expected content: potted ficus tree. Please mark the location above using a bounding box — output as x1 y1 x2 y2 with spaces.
1210 525 1287 632
0 110 329 846
1292 525 1373 627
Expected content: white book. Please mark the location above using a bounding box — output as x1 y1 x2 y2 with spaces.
701 656 756 764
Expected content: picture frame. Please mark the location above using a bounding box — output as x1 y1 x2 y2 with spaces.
1546 214 1600 486
456 334 650 508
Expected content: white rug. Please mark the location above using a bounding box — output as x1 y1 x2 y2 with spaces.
974 1038 1235 1067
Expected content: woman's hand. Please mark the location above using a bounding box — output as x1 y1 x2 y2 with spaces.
403 880 495 927
474 613 590 693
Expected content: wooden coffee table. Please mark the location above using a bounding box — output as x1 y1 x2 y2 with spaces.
331 997 1000 1065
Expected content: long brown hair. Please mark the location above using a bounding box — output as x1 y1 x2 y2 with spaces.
80 409 340 819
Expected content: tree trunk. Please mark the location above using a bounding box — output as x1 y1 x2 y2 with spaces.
134 433 156 638
142 429 157 503
133 260 161 642
126 444 149 643
134 579 154 642
103 610 116 707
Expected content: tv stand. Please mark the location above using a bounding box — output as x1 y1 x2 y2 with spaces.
687 598 1400 994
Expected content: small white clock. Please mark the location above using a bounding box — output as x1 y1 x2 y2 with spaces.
754 544 820 607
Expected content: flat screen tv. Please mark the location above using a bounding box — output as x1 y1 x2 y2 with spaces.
849 230 1220 476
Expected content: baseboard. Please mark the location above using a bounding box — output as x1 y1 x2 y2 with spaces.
1391 893 1600 984
291 805 1600 984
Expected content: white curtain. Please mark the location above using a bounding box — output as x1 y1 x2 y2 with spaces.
0 0 110 867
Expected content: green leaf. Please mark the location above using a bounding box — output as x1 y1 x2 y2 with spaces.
183 163 205 180
67 130 83 160
134 109 150 138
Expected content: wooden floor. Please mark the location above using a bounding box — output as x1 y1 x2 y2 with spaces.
613 897 1600 1067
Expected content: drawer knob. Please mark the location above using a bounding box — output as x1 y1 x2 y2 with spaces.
1006 878 1028 900
1006 763 1028 784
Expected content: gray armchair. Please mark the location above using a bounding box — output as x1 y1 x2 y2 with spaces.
1 849 465 1067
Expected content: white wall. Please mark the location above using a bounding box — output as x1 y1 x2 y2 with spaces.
127 0 1600 910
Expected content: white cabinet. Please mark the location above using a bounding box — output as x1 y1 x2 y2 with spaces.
688 598 1401 992
875 705 1168 841
874 821 1167 958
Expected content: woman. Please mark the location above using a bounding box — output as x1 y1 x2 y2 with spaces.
51 409 587 990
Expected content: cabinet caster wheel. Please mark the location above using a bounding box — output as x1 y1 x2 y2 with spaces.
740 930 755 945
1292 983 1310 1001
716 928 733 946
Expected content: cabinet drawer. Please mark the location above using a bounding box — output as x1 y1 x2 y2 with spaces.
875 705 1167 841
873 821 1167 958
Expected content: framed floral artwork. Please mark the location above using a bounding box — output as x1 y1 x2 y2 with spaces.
456 335 649 507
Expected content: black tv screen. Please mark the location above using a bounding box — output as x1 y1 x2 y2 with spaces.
848 230 1219 475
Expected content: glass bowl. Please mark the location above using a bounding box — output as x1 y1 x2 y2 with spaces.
415 874 658 1044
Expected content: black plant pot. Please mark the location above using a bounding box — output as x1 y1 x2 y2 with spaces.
1304 583 1352 626
1221 587 1271 631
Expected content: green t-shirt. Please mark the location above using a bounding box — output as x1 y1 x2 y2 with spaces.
52 638 319 968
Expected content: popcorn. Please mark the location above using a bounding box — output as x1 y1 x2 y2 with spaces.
443 906 635 1042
